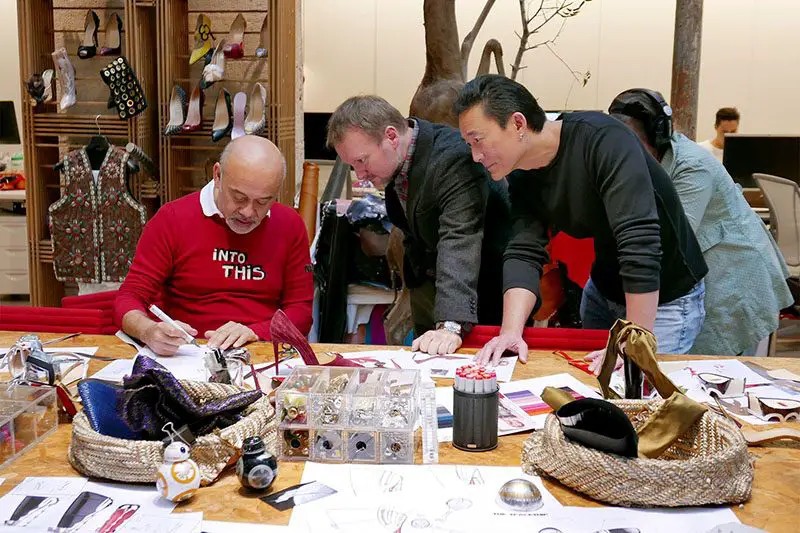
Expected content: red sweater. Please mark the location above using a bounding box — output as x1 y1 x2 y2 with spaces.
114 193 314 340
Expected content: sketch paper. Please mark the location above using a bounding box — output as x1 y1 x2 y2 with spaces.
117 511 203 533
91 350 209 383
656 360 800 425
334 349 517 382
0 477 175 533
544 505 740 533
289 463 562 532
659 360 773 388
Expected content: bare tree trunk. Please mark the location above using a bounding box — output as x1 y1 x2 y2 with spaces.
670 0 703 140
420 0 463 84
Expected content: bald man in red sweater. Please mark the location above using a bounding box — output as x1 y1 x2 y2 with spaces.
115 136 313 355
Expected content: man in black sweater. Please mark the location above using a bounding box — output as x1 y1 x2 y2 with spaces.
454 75 708 366
327 95 510 355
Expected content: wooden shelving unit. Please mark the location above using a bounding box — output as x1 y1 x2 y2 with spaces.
17 0 299 306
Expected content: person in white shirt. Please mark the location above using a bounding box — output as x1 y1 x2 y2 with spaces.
698 107 740 163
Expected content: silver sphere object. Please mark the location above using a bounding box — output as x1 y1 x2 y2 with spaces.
496 478 543 512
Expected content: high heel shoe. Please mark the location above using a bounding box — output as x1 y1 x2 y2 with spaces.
223 14 246 59
182 84 204 132
256 15 269 58
77 10 100 59
25 69 54 105
51 48 77 110
231 91 247 139
189 14 214 65
164 85 187 136
201 39 226 89
211 88 232 142
100 13 123 56
244 82 267 135
269 310 362 372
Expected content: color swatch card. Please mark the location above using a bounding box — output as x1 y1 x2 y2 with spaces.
498 373 601 430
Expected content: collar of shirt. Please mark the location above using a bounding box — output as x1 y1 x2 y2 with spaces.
393 118 420 182
199 180 270 219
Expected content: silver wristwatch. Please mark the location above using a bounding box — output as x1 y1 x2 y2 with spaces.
436 320 462 337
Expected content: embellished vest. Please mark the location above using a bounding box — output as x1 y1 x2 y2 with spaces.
49 146 147 283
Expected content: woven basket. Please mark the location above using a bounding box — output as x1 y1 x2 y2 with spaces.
69 380 277 486
522 398 754 507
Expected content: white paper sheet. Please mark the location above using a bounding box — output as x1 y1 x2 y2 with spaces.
0 477 175 532
659 360 773 388
658 360 799 425
289 462 562 532
91 347 210 383
118 512 203 533
200 520 290 532
335 349 517 382
497 373 601 430
543 505 740 533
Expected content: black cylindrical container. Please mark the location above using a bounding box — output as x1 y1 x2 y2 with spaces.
452 387 499 452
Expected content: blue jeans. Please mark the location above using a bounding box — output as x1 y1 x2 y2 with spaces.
580 278 706 354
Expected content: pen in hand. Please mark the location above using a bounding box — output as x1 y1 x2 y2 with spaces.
148 304 199 346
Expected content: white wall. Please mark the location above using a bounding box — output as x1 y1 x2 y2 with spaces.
0 1 22 155
303 0 800 142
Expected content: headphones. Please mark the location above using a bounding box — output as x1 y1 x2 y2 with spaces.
609 88 673 153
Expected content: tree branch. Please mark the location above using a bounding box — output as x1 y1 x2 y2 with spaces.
460 0 497 81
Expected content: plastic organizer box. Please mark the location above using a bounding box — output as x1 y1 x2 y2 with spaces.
0 383 58 469
276 366 420 464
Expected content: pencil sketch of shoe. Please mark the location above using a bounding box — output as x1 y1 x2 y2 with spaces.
4 496 59 526
438 497 472 522
697 372 746 398
377 506 407 532
349 468 404 497
747 393 800 422
50 491 112 533
455 466 485 485
591 529 641 533
97 504 139 533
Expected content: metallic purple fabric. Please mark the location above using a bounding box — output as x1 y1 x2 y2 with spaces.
121 356 262 439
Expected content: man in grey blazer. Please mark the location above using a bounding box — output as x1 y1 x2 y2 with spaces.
328 95 509 355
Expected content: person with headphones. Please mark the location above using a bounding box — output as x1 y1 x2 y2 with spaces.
609 89 793 356
454 75 708 367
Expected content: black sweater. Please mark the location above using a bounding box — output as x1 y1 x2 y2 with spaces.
504 112 708 305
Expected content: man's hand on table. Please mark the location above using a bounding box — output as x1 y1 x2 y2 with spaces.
412 329 462 355
204 321 257 351
142 320 197 356
475 333 528 366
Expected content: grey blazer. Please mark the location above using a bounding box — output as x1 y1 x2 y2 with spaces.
385 119 509 326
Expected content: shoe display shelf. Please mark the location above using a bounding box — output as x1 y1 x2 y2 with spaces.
157 0 299 204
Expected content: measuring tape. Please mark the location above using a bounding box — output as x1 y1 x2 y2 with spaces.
421 381 439 464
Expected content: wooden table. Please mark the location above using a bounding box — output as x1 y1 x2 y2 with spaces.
1 332 799 531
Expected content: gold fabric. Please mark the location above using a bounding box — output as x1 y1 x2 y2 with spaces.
553 320 707 458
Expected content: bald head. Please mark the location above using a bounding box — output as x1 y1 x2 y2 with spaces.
213 136 286 234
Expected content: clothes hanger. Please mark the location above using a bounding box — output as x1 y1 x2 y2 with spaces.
53 115 139 174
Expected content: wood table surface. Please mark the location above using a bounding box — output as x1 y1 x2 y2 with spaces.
1 332 799 531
